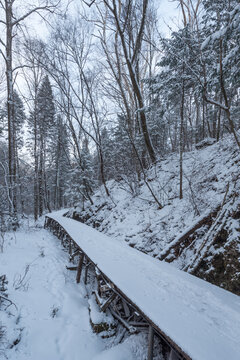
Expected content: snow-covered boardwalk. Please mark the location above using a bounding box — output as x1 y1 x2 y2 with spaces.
45 211 240 360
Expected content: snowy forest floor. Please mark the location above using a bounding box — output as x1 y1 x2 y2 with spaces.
0 220 148 360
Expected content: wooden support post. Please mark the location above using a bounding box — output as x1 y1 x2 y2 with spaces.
101 293 117 312
129 321 148 327
168 349 179 360
122 300 130 317
148 326 154 360
76 253 84 283
66 266 78 271
70 249 80 263
110 309 136 334
69 238 72 257
60 233 64 246
84 263 90 285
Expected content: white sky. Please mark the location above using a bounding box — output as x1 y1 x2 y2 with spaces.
157 0 181 36
23 0 181 39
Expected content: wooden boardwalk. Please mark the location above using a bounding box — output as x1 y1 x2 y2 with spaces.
45 211 240 360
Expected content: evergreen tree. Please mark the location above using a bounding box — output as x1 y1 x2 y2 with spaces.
28 75 56 218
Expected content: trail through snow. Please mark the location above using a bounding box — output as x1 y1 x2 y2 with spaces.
0 223 138 360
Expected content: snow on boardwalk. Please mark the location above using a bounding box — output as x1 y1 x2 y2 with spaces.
48 211 240 360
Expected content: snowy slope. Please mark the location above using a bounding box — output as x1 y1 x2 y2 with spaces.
68 134 240 293
48 212 240 360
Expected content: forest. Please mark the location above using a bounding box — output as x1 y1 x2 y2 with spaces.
0 1 240 359
0 0 239 225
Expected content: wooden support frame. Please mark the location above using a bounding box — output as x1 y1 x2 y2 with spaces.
68 238 72 257
70 249 80 262
76 253 85 283
45 216 190 360
122 299 130 317
101 292 117 312
148 326 154 360
129 321 148 327
110 309 137 334
169 349 180 360
84 262 91 285
66 266 78 271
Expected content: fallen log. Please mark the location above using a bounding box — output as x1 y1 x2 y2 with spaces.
158 206 220 261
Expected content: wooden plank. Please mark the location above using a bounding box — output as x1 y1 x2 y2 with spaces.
148 326 154 360
76 253 84 283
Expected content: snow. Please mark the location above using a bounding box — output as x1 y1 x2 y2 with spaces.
88 295 115 327
68 134 240 269
47 211 240 360
0 223 141 360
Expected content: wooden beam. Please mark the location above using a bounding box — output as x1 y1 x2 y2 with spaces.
122 299 130 317
76 253 84 283
148 326 154 360
94 290 103 307
129 321 148 327
69 238 72 257
110 309 137 334
84 262 91 285
169 349 180 360
101 293 117 312
66 266 78 271
70 249 80 262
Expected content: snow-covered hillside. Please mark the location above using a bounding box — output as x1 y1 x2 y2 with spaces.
68 134 240 295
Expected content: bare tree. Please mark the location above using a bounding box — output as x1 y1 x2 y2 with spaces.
98 0 156 164
0 0 58 220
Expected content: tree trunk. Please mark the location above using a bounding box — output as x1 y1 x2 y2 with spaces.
106 0 156 164
179 72 185 200
5 0 15 215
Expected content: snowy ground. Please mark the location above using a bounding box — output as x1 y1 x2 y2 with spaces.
0 221 147 360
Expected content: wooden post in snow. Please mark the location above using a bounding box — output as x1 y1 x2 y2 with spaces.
69 238 72 257
76 253 84 283
84 262 90 284
148 326 154 360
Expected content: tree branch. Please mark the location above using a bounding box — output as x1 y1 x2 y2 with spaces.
12 2 60 26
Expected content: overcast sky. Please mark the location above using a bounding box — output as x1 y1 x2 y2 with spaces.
157 0 181 36
25 0 181 39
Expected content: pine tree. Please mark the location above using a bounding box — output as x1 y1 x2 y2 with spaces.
28 75 56 218
51 115 70 209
